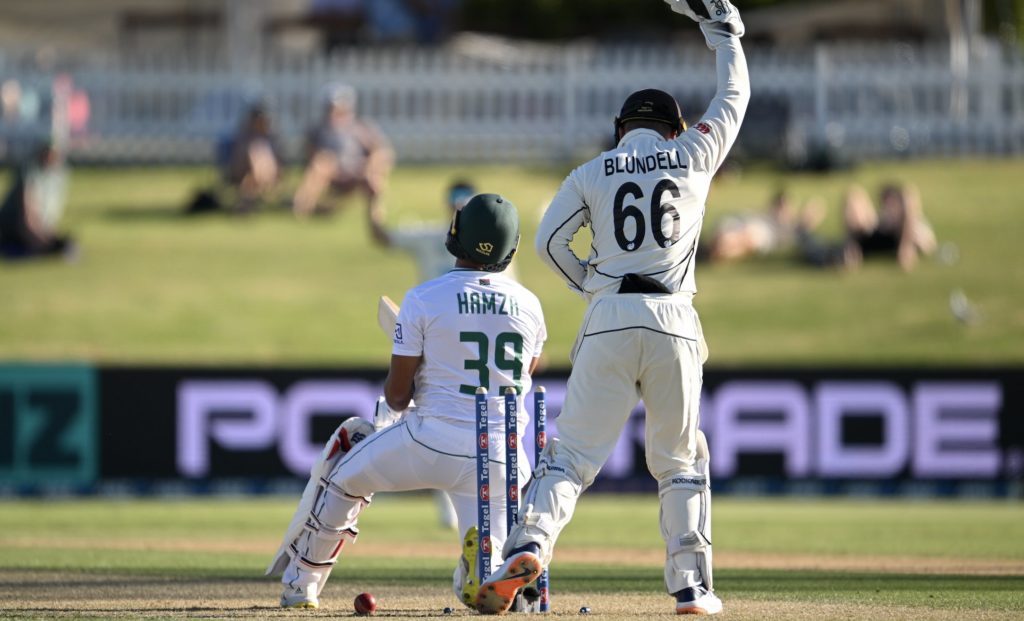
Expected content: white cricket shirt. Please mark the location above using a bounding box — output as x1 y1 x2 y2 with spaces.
392 269 546 426
536 37 749 301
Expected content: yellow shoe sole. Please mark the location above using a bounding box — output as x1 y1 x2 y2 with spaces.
460 526 481 608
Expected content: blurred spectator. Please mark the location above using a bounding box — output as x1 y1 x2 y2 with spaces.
370 179 518 281
222 102 282 212
705 189 799 262
795 183 937 271
0 141 74 260
187 101 282 216
1 79 38 165
369 180 476 280
292 84 394 228
842 183 937 271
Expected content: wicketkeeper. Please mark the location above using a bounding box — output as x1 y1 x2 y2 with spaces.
478 0 749 615
267 193 547 610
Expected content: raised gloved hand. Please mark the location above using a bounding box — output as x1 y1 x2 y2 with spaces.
663 0 745 49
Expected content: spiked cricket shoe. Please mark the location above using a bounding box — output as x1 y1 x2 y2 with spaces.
459 526 482 608
674 586 723 615
280 583 319 609
475 551 542 615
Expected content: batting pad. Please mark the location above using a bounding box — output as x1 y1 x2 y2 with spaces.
267 417 374 576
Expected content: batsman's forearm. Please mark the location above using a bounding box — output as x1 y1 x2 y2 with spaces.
383 380 413 412
383 353 420 411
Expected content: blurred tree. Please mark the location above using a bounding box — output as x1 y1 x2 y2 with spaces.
984 0 1023 44
459 0 844 41
458 0 1022 44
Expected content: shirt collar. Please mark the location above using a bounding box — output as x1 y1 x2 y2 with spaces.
617 128 665 149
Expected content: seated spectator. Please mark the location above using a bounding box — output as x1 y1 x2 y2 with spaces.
0 141 74 260
795 183 937 271
842 183 937 271
222 102 282 212
292 84 394 232
705 189 798 262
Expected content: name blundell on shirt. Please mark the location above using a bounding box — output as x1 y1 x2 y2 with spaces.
603 150 688 176
457 292 519 316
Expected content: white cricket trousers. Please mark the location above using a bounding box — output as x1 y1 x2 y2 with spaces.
507 292 712 594
288 410 529 594
561 293 705 480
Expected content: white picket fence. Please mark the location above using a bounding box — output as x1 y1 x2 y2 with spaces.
4 39 1024 163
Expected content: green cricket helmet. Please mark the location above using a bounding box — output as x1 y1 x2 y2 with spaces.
445 193 520 273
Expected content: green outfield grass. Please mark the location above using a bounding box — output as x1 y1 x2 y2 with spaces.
0 159 1021 366
0 496 1022 620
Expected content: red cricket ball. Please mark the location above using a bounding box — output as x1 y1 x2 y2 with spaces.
354 592 377 615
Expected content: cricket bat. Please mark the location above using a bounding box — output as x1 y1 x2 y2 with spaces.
377 295 399 336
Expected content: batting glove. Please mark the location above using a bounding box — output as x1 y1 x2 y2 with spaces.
374 395 404 430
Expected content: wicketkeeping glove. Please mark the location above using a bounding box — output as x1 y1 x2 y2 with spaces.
663 0 745 49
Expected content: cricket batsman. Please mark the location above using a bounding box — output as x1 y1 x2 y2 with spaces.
477 0 749 615
267 194 547 610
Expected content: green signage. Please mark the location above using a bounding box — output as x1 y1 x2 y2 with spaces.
0 364 98 486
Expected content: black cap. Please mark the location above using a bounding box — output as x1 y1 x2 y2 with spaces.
615 89 685 134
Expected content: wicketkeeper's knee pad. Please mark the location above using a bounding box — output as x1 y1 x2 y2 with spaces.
503 438 585 565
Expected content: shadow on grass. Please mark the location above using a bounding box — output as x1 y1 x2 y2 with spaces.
102 204 295 222
102 205 192 222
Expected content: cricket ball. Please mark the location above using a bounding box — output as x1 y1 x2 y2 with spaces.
354 592 377 615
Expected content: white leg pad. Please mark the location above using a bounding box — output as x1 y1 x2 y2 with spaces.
267 417 374 577
282 482 369 596
659 431 714 594
503 438 584 566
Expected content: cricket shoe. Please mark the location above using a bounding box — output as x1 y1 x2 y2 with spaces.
508 584 542 613
280 583 318 609
475 550 543 615
674 585 723 615
459 526 481 609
